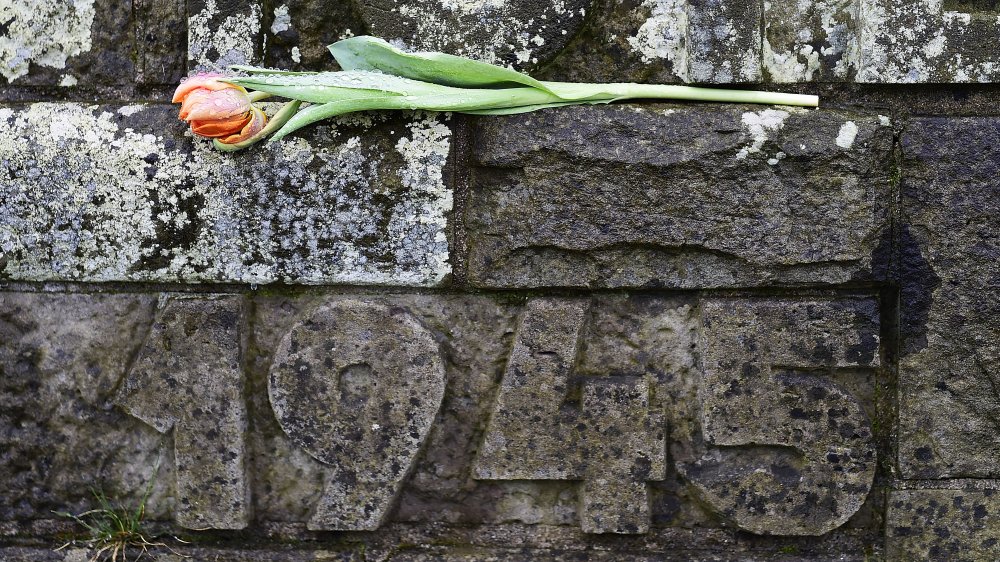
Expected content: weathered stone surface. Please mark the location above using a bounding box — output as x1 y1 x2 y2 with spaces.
857 0 1000 83
188 0 265 73
0 0 133 88
355 0 591 69
467 104 893 289
263 0 364 72
248 294 529 526
674 297 880 535
474 298 666 534
0 104 451 286
117 295 249 530
135 0 188 86
897 117 1000 479
268 300 446 530
541 0 761 84
0 292 165 521
886 488 1000 561
763 0 858 82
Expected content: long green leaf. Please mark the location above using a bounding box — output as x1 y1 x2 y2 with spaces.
226 71 453 103
269 97 403 143
329 36 553 93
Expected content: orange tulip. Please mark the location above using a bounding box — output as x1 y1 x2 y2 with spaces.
172 73 266 144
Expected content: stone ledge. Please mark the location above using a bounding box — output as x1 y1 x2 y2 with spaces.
466 104 893 289
0 104 452 286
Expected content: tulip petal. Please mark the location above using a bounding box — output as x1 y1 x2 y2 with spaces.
190 112 253 138
218 106 267 144
172 73 245 103
181 88 252 122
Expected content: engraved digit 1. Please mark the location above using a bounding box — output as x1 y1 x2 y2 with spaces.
268 300 446 531
676 298 879 536
474 298 666 534
116 295 249 530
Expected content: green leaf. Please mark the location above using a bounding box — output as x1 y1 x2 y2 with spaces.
226 71 450 103
329 36 553 93
269 97 403 143
229 65 318 75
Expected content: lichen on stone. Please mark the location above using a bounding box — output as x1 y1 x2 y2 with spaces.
0 0 95 83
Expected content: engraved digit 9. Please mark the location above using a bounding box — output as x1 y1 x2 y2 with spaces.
268 300 446 531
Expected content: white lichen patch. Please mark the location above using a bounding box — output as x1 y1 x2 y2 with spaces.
0 104 452 286
0 0 95 83
628 0 689 81
836 121 859 148
271 4 291 34
736 109 790 160
189 0 263 71
762 0 853 82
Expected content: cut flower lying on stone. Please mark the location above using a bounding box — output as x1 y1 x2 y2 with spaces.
174 36 819 152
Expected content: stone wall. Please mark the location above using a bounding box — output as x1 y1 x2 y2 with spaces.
2 1 999 560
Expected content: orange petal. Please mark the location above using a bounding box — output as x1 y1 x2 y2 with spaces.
218 106 268 144
190 112 254 138
172 73 244 103
180 87 251 122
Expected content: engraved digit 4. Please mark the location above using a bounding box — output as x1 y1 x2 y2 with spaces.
474 298 666 534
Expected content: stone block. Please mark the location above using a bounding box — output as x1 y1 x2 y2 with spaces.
0 292 164 521
897 117 1000 478
0 0 134 88
674 297 881 535
763 0 858 82
886 488 1000 561
467 104 893 289
135 0 188 86
542 0 762 84
857 0 1000 82
0 104 452 286
473 298 667 534
187 0 266 73
268 300 446 530
263 0 364 72
355 0 591 69
117 295 250 530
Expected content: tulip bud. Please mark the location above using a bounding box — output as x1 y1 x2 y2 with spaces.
173 74 266 142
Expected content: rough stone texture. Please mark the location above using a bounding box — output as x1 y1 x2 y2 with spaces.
886 488 1000 561
674 297 881 536
539 0 762 84
117 295 250 530
135 0 188 86
467 104 893 289
0 0 132 88
263 0 365 72
474 298 666 534
897 117 1000 479
857 0 1000 83
762 0 858 82
0 292 168 520
187 0 265 73
0 104 452 286
268 300 446 530
355 0 591 69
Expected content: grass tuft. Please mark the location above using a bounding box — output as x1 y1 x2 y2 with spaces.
53 474 187 562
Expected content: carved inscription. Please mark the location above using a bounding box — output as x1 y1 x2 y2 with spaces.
474 298 666 534
268 300 446 530
675 298 880 535
116 295 249 530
